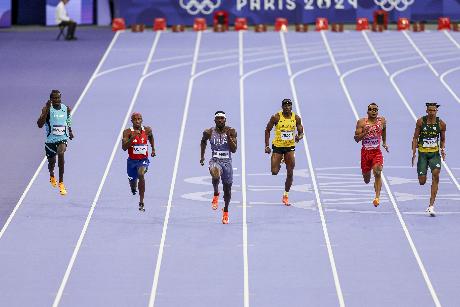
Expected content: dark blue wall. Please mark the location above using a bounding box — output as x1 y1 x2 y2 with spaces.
18 0 45 24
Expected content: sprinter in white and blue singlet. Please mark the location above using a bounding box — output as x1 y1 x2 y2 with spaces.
122 112 156 212
200 111 237 224
37 90 74 196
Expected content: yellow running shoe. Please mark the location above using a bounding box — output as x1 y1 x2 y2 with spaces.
50 176 57 188
373 197 379 207
59 182 67 196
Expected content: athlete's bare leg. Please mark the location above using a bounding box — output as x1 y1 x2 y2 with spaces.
57 143 67 183
209 167 220 196
418 175 427 185
372 164 383 199
223 183 232 212
271 153 283 175
283 151 295 192
48 156 56 178
129 179 138 194
430 168 440 207
362 172 371 184
138 167 146 204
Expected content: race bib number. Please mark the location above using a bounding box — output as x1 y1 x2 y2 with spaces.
363 138 379 149
280 131 294 141
52 125 66 136
133 144 148 155
423 138 438 148
213 151 230 159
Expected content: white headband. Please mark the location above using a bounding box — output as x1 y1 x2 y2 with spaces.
215 112 226 118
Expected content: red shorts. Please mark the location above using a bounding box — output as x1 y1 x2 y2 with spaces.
361 148 383 174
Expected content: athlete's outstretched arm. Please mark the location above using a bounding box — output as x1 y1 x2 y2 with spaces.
37 100 51 128
146 126 155 157
265 115 277 153
381 117 388 152
200 129 211 165
440 120 446 160
411 118 422 166
122 129 137 151
295 115 304 142
354 119 367 143
227 128 237 153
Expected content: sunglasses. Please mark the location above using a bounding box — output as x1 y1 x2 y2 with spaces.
368 108 378 111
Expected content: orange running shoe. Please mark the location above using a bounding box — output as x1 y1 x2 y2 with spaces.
373 197 379 207
282 195 290 206
50 176 57 188
222 210 229 224
211 193 219 210
59 182 67 196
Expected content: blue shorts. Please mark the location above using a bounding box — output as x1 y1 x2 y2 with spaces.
209 158 233 184
127 158 149 181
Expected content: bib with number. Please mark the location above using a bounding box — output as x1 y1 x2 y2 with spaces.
422 137 438 148
213 150 230 159
133 144 148 155
362 138 379 149
52 125 66 136
280 131 294 141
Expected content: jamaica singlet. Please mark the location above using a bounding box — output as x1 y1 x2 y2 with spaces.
272 111 296 148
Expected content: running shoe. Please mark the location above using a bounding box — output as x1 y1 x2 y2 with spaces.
59 182 67 196
212 193 219 210
139 202 145 212
131 187 137 195
282 195 290 206
222 209 229 224
426 206 435 217
373 197 380 207
50 176 57 188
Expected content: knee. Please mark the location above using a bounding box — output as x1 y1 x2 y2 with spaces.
418 177 427 185
271 169 279 176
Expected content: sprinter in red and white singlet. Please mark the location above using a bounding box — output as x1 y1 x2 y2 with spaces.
354 103 389 207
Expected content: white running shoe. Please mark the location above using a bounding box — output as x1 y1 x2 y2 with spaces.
426 206 436 217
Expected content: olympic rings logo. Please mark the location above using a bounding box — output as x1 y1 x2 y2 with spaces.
374 0 415 12
179 0 221 15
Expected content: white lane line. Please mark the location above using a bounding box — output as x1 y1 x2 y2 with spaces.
362 31 389 76
335 33 442 307
321 31 341 76
282 32 345 307
52 31 162 307
147 31 201 307
239 30 250 307
440 67 460 105
0 31 123 242
402 31 439 76
443 31 460 49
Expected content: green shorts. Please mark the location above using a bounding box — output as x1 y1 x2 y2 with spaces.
417 151 441 176
272 145 295 155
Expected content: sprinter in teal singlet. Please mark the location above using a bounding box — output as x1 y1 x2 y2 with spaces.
37 90 74 196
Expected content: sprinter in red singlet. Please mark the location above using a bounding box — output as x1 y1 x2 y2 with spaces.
354 103 389 207
122 112 156 212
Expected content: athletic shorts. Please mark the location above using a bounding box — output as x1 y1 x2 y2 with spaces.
272 145 295 155
127 158 149 181
417 152 441 176
361 148 383 174
209 158 233 184
45 140 67 158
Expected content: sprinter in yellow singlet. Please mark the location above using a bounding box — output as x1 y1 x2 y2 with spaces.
265 99 304 206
